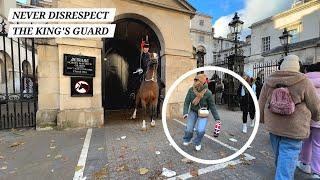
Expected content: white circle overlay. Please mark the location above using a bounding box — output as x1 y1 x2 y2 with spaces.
161 66 260 165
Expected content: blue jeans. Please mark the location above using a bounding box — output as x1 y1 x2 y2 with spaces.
269 133 302 180
183 111 208 146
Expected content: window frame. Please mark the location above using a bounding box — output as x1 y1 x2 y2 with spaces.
261 36 271 53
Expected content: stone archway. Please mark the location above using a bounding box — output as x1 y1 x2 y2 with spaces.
102 13 165 110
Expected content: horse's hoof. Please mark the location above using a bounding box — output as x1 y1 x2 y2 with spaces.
141 120 147 131
151 120 156 127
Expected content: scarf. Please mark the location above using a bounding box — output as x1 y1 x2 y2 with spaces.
192 85 207 106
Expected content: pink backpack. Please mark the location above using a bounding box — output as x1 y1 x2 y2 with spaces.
268 85 295 115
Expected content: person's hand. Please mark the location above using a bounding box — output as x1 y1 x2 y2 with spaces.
138 68 143 74
183 114 188 119
133 68 143 74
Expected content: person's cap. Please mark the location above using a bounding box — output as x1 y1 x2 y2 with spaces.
143 41 150 48
244 70 254 78
194 74 207 84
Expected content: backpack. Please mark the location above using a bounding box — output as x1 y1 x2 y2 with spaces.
268 84 295 115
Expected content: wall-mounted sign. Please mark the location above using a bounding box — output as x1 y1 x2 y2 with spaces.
71 77 93 97
63 54 96 77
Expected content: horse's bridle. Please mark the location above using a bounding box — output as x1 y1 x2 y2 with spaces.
145 69 157 82
145 61 157 82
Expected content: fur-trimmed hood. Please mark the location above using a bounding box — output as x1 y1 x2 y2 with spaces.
266 71 307 88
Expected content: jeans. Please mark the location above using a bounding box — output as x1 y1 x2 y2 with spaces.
299 127 320 175
269 133 302 180
183 111 208 146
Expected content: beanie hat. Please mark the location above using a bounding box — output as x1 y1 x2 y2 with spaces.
244 70 254 78
280 55 300 72
195 74 207 84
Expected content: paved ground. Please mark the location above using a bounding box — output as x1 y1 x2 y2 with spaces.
0 105 312 180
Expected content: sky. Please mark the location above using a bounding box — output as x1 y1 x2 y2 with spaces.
188 0 293 39
16 0 293 39
17 0 27 3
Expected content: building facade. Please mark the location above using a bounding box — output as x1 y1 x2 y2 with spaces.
1 0 198 129
190 13 214 66
211 35 251 78
249 0 320 76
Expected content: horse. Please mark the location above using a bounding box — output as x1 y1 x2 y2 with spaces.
131 53 159 128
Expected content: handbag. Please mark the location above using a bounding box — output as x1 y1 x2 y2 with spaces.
198 103 209 118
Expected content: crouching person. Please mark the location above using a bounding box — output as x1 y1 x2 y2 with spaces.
182 74 221 151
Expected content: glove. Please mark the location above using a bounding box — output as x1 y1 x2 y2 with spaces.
133 68 143 74
183 114 188 119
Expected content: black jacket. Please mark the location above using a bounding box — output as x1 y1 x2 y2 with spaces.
141 52 150 74
237 84 255 111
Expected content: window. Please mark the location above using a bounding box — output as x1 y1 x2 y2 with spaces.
198 36 205 43
225 43 229 49
289 29 299 44
213 55 217 62
199 20 204 26
262 36 270 53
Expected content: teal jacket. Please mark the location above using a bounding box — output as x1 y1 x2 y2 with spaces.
183 86 220 120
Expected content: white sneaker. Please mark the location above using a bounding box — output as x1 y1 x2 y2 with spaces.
242 124 247 134
250 120 255 127
183 141 190 146
195 145 201 151
297 161 311 174
151 120 156 127
311 173 320 179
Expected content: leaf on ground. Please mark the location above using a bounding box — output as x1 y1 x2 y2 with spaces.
11 131 24 136
241 159 252 165
259 151 270 157
227 164 236 170
219 151 226 157
8 142 23 148
120 146 128 150
75 165 83 172
46 154 51 158
189 168 198 177
115 164 128 172
54 154 62 159
93 167 108 178
61 156 69 162
49 146 56 149
0 156 4 159
9 171 15 174
139 168 149 175
121 136 126 140
98 147 104 151
0 166 7 170
161 168 176 178
181 158 193 164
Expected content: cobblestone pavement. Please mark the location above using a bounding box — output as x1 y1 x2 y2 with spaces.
0 105 312 179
